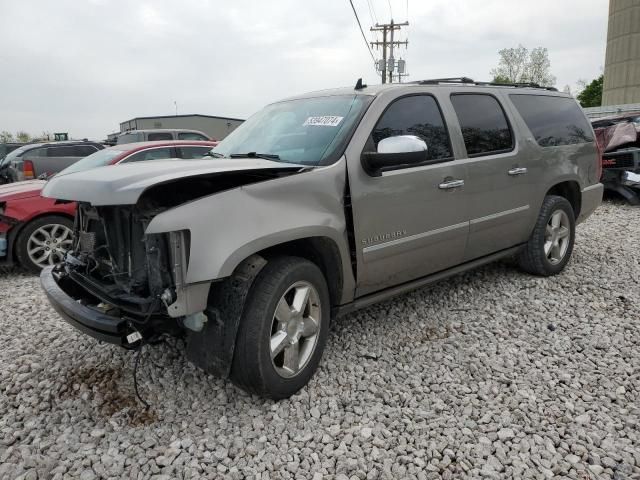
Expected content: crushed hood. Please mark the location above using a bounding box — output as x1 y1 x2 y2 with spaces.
42 158 302 206
0 180 46 201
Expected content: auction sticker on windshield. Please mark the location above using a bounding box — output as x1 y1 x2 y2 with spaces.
303 116 344 127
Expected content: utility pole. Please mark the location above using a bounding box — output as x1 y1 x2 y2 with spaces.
370 20 408 84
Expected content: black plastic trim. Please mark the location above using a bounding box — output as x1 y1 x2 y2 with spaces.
40 266 129 346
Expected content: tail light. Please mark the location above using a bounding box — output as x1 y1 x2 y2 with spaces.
23 160 35 180
595 140 603 181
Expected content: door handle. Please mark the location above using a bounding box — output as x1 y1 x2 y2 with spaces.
508 167 528 176
438 179 465 190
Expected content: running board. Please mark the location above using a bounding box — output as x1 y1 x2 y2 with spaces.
335 245 524 317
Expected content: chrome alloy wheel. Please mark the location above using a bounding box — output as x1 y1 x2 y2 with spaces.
27 223 73 268
269 281 321 378
544 210 570 265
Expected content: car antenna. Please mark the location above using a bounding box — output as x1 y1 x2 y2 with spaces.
355 78 367 90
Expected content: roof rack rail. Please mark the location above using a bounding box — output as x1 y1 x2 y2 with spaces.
413 77 475 85
412 77 558 91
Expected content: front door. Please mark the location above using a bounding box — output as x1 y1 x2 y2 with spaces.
346 93 470 297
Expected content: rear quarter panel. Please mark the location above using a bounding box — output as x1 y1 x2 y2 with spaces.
501 93 599 229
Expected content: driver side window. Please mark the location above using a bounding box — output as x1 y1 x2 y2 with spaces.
369 95 453 161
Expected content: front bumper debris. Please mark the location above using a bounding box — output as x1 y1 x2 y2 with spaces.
40 265 139 347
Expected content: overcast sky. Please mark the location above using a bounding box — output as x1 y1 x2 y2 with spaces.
0 0 608 140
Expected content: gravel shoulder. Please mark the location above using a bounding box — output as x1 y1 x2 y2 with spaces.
1 201 639 480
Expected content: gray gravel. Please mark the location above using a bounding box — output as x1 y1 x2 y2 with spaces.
1 200 639 480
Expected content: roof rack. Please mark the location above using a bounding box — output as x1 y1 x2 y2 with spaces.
412 77 558 91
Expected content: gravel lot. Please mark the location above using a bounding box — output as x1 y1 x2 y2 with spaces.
1 200 639 480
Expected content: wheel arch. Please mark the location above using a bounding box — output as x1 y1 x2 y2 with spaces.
255 236 344 309
546 180 581 218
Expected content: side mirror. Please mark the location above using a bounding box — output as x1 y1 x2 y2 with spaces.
361 135 428 176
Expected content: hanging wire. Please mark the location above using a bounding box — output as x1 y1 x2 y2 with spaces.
366 0 378 24
348 0 377 65
133 343 150 410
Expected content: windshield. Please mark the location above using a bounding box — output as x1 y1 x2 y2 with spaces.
58 149 122 175
212 94 371 166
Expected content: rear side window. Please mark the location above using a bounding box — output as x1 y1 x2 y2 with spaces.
510 95 594 147
73 145 98 157
123 147 174 162
24 147 46 157
370 95 453 161
178 132 209 141
178 146 211 159
450 94 513 156
147 132 173 141
46 146 77 157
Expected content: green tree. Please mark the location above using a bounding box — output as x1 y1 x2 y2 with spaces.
16 131 31 143
576 75 603 108
490 45 556 87
492 75 512 84
0 131 14 143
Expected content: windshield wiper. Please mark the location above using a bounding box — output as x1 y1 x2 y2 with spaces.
204 151 225 158
229 152 280 160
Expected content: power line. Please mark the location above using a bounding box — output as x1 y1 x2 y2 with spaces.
387 0 393 18
366 0 378 24
349 0 376 64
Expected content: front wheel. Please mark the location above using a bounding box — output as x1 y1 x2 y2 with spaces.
231 256 330 399
15 215 74 273
517 195 575 276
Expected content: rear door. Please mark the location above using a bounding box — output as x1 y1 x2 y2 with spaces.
448 92 535 261
346 92 470 296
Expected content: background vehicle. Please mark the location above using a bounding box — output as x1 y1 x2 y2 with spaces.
591 112 640 204
0 141 104 184
116 129 211 144
0 140 217 272
41 79 602 399
0 142 25 161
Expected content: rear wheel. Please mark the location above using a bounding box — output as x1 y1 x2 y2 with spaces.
517 195 575 276
15 215 74 273
231 256 330 399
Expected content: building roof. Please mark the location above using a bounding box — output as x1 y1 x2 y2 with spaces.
120 113 245 124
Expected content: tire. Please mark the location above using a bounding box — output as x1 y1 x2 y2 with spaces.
517 195 575 276
15 215 74 273
230 256 330 399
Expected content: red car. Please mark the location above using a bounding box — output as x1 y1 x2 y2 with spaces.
0 140 217 272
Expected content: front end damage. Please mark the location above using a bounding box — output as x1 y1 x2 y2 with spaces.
41 200 268 375
40 160 305 375
42 202 193 346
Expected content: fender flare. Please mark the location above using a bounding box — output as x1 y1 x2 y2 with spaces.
185 254 267 378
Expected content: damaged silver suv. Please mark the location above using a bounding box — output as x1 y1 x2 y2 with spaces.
41 78 603 399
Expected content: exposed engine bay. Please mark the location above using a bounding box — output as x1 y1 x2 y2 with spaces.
70 203 174 312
